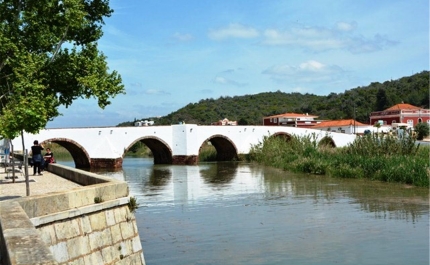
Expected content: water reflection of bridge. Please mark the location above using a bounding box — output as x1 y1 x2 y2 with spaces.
93 159 429 223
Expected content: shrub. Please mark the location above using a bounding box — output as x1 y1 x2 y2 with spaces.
128 196 139 213
326 163 364 179
290 157 327 175
94 197 103 203
344 133 417 156
414 122 430 140
248 133 429 187
199 143 218 162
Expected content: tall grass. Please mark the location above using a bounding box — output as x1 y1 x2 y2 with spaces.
42 143 72 160
248 133 430 187
199 142 217 162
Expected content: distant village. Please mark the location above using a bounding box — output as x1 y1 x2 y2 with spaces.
134 103 430 136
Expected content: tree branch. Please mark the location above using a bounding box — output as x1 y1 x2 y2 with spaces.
0 60 6 73
50 26 69 63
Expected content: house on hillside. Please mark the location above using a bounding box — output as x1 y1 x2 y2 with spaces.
211 118 237 126
311 119 387 135
263 113 320 128
370 103 430 127
134 120 154 126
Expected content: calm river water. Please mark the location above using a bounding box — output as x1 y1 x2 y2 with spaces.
60 157 429 265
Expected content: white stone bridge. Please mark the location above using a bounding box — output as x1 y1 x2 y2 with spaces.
11 124 356 168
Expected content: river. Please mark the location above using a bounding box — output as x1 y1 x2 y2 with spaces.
59 157 429 265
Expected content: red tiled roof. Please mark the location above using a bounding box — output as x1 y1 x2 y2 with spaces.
264 112 318 118
312 119 367 128
385 103 421 111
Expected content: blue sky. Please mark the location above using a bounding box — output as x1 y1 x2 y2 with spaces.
46 0 429 128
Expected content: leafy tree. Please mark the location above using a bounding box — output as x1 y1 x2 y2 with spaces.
238 118 248 125
414 122 430 140
375 88 388 111
373 122 381 134
0 0 124 141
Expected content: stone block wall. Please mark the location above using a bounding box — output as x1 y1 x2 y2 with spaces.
35 200 144 265
0 164 146 265
90 158 123 169
172 155 198 165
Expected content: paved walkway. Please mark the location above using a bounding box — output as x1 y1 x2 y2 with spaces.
0 167 82 201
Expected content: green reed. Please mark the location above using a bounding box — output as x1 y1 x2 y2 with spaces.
248 133 429 187
199 142 218 162
42 143 72 160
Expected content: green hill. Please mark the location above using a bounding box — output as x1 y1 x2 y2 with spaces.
118 70 429 126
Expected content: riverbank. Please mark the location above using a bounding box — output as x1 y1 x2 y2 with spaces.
0 168 81 201
247 134 430 188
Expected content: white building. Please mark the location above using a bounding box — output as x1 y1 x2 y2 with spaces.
134 120 154 126
211 118 237 126
312 119 392 135
263 112 320 127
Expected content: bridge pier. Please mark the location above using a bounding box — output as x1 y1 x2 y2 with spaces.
172 155 198 165
90 158 123 168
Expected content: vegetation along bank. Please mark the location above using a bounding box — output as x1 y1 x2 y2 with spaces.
246 133 429 188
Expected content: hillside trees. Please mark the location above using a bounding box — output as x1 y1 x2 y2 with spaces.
375 88 389 111
127 71 428 126
0 0 124 140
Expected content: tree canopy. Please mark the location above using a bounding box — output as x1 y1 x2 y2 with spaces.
0 0 124 139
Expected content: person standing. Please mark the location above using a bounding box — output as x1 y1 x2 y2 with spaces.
31 140 44 175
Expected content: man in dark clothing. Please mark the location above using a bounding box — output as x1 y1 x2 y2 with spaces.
31 140 44 175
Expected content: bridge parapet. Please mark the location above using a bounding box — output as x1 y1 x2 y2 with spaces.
11 124 356 168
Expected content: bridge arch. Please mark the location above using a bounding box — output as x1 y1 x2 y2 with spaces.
41 138 91 168
271 132 337 147
271 132 293 141
202 134 239 161
318 136 336 148
126 136 172 164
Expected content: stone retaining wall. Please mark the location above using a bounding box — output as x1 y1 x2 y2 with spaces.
0 164 145 265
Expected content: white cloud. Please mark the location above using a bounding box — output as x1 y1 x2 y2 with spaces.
348 34 398 53
208 23 259 40
335 21 357 32
129 82 142 87
200 89 213 94
262 60 344 83
213 76 247 87
299 60 325 71
263 27 345 51
221 69 235 74
172 32 194 42
214 76 228 84
262 23 396 53
104 25 127 38
144 89 171 95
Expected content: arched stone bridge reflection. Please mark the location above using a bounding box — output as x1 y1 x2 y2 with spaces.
12 124 356 169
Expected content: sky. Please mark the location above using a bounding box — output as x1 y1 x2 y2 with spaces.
46 0 429 128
